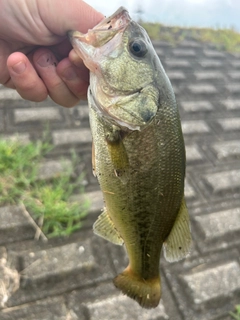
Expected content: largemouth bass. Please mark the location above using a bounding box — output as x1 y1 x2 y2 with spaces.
69 7 191 309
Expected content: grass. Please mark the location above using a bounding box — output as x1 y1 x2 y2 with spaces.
141 22 240 53
0 137 89 238
230 305 240 320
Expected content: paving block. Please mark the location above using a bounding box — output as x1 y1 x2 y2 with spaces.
70 190 103 215
7 233 114 306
172 85 180 94
179 40 201 48
0 247 20 308
182 261 240 304
74 105 89 120
0 206 36 245
164 59 191 68
52 128 92 146
228 71 240 79
167 71 186 80
222 99 240 110
185 179 196 200
164 250 240 320
172 49 196 57
152 41 172 48
0 110 4 131
231 60 240 68
188 84 217 94
199 60 222 68
85 294 169 320
21 242 95 280
226 83 240 93
155 48 164 56
194 71 224 80
181 120 210 135
181 101 213 112
218 118 240 131
203 169 240 194
37 159 72 180
203 50 225 58
68 280 170 319
194 207 240 244
0 296 72 320
1 133 30 144
185 145 204 164
0 89 22 100
212 140 240 161
14 107 62 124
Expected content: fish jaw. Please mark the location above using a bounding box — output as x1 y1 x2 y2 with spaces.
68 7 131 73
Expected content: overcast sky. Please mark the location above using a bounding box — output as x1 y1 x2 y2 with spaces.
85 0 240 31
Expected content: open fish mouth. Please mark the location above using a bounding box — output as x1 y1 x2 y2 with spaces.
68 7 131 48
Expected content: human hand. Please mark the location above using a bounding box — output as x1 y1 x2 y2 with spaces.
0 0 103 107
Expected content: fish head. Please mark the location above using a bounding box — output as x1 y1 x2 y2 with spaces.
68 7 160 131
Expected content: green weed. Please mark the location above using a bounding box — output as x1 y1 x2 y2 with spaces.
230 305 240 320
0 137 88 238
141 22 240 53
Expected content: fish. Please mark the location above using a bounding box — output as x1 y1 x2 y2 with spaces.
68 7 191 309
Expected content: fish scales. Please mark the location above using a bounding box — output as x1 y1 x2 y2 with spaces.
69 6 191 309
91 106 183 261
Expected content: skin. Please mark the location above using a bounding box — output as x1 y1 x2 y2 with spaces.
0 0 104 107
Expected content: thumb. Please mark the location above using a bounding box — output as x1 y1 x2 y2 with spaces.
37 0 104 35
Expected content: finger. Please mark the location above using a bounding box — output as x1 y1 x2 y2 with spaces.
69 49 85 68
0 39 16 87
33 48 80 107
38 0 104 36
50 38 72 59
7 52 48 101
57 57 89 100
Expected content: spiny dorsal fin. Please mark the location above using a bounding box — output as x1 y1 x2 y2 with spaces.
93 208 124 245
163 197 191 262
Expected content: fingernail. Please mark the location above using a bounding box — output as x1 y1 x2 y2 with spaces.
61 67 78 81
37 53 57 68
12 61 26 74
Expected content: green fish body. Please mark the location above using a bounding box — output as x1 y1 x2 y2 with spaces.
69 7 191 309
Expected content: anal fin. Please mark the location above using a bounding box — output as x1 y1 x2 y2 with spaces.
93 208 124 245
163 197 192 262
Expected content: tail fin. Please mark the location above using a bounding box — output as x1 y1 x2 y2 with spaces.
113 266 161 309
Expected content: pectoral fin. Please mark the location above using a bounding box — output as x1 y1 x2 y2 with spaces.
105 126 129 184
93 208 124 245
163 198 192 262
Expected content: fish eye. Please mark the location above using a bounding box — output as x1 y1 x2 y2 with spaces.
129 39 148 58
